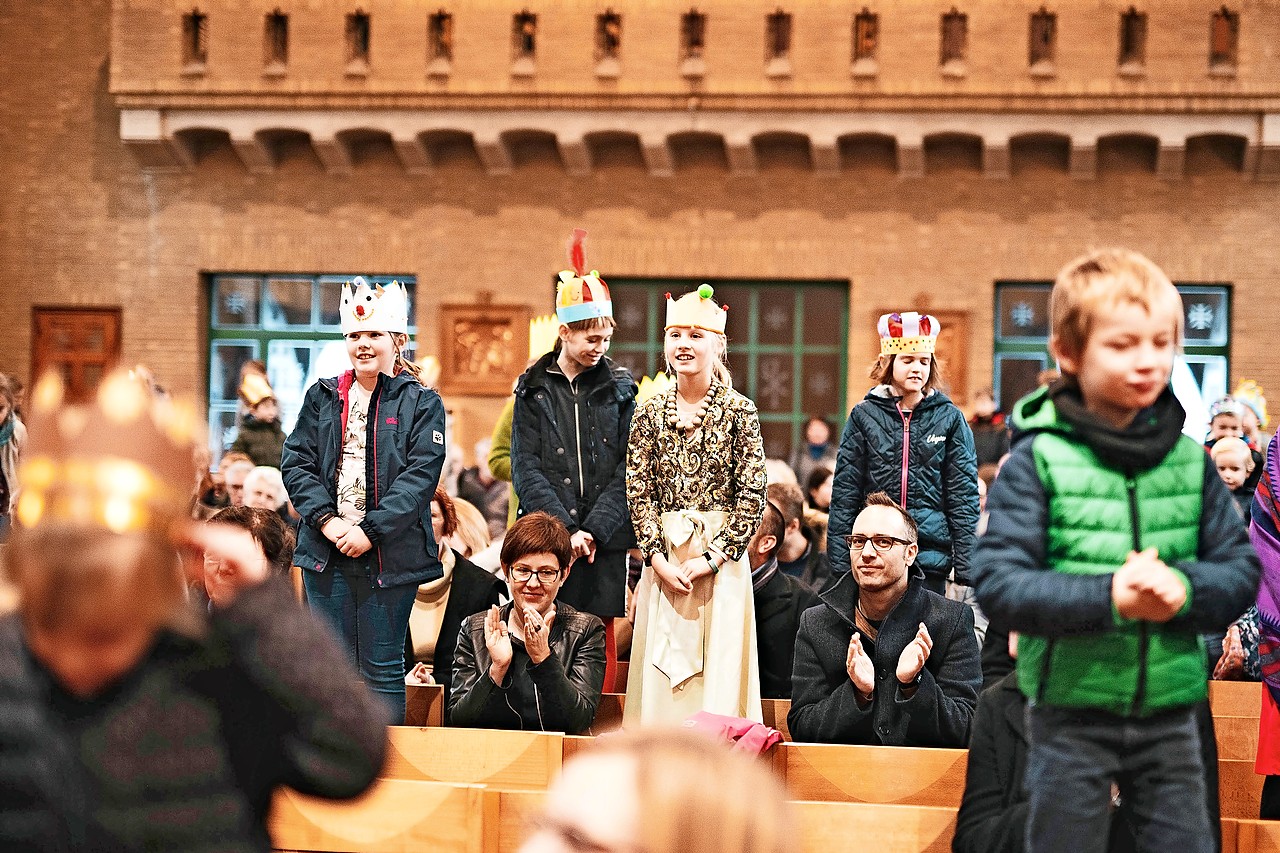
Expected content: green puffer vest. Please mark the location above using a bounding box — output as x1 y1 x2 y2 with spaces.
1015 395 1207 716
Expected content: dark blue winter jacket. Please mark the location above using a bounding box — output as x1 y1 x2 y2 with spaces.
511 353 636 549
282 370 447 588
828 386 980 584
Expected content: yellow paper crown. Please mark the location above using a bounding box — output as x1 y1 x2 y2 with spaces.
1234 379 1269 429
665 284 727 334
636 372 675 405
15 370 200 535
239 372 274 407
529 314 560 359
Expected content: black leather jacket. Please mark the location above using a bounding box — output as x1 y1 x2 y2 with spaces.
448 601 606 734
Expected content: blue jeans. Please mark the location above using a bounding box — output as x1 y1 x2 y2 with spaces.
303 559 417 724
1026 703 1212 853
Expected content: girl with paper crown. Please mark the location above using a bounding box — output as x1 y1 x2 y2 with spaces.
624 284 767 724
282 276 447 721
511 229 637 691
827 311 979 596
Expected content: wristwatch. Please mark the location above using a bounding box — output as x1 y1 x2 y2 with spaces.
702 550 721 574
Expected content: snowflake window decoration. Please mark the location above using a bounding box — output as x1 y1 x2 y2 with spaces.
619 303 643 330
765 306 789 332
808 371 833 397
1187 303 1214 332
1010 302 1035 328
758 359 791 410
224 293 249 316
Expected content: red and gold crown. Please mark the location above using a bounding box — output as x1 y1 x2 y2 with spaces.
15 370 200 535
878 311 940 356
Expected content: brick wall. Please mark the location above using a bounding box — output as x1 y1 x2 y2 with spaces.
3 1 1279 457
111 0 1279 97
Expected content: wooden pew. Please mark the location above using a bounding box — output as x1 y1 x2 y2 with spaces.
271 778 484 853
1218 715 1261 762
383 727 563 790
590 693 625 735
482 788 544 853
1233 818 1280 853
1211 681 1262 718
1219 758 1265 820
403 683 445 727
793 801 956 853
762 697 792 742
775 743 967 807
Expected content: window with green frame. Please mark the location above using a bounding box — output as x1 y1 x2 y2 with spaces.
993 280 1230 413
606 279 849 459
208 273 416 456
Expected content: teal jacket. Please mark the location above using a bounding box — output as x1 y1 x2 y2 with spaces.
972 384 1258 716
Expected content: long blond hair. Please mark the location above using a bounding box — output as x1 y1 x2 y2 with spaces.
542 728 792 853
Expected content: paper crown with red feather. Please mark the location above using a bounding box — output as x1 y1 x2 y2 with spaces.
555 229 613 324
878 311 940 356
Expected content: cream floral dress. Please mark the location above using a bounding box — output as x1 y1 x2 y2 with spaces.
623 382 767 724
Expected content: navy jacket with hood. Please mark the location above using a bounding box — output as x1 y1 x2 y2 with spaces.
282 370 447 588
828 386 980 584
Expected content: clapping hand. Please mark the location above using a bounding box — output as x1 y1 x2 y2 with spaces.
484 605 514 684
846 632 876 703
522 606 555 665
896 623 933 688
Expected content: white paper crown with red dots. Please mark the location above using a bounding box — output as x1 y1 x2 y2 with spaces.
878 311 940 356
340 277 409 335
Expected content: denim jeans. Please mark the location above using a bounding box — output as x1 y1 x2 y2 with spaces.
303 559 417 724
1026 703 1212 853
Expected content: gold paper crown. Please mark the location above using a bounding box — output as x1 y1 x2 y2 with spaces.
636 372 675 405
1234 379 1269 429
665 285 727 334
15 370 200 535
239 372 274 407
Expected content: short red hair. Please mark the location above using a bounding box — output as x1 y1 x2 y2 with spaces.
501 511 573 570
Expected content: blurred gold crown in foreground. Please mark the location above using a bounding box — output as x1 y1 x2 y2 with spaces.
16 370 201 535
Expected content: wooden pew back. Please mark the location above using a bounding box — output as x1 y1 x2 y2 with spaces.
384 727 562 790
271 778 484 852
775 742 967 807
1210 681 1261 718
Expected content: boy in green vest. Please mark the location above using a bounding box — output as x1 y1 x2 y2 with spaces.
972 248 1258 853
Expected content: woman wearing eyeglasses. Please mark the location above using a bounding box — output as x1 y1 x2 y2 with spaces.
449 511 606 733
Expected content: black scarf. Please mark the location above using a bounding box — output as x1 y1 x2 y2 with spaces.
1049 380 1186 475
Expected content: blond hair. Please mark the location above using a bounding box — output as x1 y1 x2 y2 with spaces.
554 728 792 853
1211 436 1254 470
451 497 492 558
1050 248 1184 370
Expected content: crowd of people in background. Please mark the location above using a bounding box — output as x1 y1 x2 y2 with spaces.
1 238 1276 852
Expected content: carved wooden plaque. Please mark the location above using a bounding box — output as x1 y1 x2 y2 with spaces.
438 303 530 396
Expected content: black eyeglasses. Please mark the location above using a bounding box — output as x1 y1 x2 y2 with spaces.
843 534 913 553
509 564 564 584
